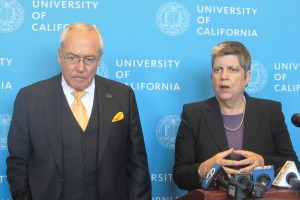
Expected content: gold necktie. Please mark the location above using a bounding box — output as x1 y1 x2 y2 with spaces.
71 91 88 131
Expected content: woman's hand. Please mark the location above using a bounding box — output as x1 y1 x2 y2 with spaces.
233 149 264 173
198 148 241 178
198 149 264 178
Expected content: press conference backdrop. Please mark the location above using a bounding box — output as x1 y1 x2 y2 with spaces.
1 0 300 199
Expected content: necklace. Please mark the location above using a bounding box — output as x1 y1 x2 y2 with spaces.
223 96 246 132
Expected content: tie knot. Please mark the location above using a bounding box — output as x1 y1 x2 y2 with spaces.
72 90 86 99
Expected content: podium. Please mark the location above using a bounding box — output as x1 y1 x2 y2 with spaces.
177 188 300 200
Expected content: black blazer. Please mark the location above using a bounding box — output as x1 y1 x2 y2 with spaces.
6 74 152 200
173 93 300 191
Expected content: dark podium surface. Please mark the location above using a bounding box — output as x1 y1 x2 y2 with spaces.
177 188 300 200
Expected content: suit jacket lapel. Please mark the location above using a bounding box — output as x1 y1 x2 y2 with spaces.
42 74 63 173
204 97 229 151
94 76 114 165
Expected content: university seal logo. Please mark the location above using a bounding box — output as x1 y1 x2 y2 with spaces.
156 2 190 36
0 114 11 150
97 61 109 78
0 0 25 33
156 115 181 149
246 60 268 93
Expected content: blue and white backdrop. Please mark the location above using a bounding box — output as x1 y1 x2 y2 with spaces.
1 0 300 199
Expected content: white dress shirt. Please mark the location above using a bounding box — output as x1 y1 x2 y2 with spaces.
61 76 95 118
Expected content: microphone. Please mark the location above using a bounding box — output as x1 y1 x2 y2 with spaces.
272 160 300 190
202 164 266 199
202 163 229 190
286 172 300 190
252 165 274 188
291 113 300 127
232 173 252 185
231 173 266 198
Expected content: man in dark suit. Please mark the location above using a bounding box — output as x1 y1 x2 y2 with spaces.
6 22 151 200
173 41 300 192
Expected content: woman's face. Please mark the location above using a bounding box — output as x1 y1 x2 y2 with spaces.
211 55 251 103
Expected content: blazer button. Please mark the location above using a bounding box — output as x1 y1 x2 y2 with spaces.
59 178 64 183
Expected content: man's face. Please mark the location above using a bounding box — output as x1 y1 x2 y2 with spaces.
58 29 101 91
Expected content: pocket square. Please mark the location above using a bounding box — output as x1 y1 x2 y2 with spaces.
112 112 124 122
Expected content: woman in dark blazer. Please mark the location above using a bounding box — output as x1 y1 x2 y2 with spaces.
173 41 300 192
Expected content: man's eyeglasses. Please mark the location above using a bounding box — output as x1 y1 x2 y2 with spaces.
61 50 100 66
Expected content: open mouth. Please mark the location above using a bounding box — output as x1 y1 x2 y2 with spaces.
221 85 230 89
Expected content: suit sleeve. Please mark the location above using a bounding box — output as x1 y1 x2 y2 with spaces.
6 90 33 200
263 102 300 171
173 105 202 192
126 88 152 200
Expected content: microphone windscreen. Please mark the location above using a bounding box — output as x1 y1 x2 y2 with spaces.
291 113 300 127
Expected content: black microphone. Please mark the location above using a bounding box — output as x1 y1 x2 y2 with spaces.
202 164 266 199
286 172 300 190
232 173 266 198
291 113 300 127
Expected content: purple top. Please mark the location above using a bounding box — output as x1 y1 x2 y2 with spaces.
222 113 244 160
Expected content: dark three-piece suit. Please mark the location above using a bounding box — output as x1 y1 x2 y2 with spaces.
6 74 151 200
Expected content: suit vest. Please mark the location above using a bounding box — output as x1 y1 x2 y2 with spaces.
59 93 100 200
